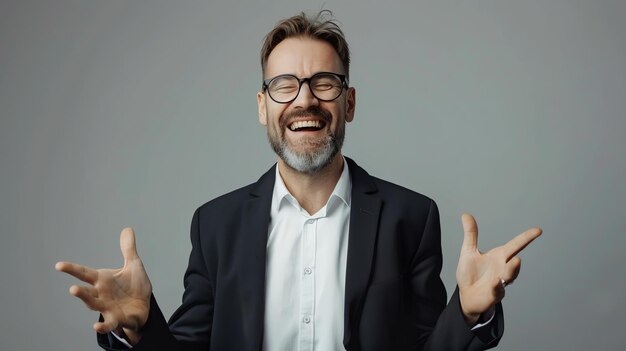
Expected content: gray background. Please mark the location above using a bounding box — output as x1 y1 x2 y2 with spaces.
1 0 625 349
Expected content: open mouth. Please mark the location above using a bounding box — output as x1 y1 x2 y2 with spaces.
288 120 326 132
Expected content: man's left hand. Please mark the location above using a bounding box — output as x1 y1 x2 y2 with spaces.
455 213 542 326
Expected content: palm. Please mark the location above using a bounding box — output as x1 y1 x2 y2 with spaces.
56 228 152 334
456 214 541 321
457 244 505 316
93 258 151 330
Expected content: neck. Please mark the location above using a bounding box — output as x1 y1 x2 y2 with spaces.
277 154 345 215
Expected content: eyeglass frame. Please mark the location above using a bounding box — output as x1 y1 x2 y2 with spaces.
261 71 349 104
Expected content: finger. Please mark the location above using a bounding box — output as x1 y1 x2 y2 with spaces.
501 256 522 284
94 312 119 334
120 227 139 264
502 227 542 261
461 213 478 251
69 285 104 311
488 276 506 301
56 261 98 285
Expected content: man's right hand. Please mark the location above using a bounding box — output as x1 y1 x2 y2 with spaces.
56 227 152 345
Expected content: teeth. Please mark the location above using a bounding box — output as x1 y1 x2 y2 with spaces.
289 120 322 131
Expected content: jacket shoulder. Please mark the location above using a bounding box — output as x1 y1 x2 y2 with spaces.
346 157 435 210
370 175 434 206
195 182 256 216
194 163 276 217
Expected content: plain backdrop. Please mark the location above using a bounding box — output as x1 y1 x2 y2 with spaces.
1 0 625 349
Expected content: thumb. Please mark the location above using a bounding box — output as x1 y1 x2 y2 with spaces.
120 227 139 263
461 213 478 251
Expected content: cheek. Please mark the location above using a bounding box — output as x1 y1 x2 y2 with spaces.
267 105 287 124
328 105 346 125
266 106 290 134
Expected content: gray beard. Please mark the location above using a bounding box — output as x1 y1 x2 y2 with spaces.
269 132 344 175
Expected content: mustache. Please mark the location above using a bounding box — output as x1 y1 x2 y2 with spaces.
280 106 332 129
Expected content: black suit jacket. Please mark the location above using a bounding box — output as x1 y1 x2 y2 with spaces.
99 158 503 350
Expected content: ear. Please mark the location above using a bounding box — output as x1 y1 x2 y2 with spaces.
257 91 267 126
345 87 356 123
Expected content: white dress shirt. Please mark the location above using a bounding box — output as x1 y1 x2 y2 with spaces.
262 160 351 351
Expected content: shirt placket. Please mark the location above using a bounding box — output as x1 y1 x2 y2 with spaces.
299 217 317 351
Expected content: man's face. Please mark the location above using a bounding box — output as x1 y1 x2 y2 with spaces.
257 37 356 174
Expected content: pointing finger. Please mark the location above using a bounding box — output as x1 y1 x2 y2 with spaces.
502 227 542 261
461 213 479 251
120 227 139 264
56 261 98 285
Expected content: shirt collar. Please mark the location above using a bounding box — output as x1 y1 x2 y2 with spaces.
330 157 352 207
272 157 352 215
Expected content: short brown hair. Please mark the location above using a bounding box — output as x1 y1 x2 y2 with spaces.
260 10 350 80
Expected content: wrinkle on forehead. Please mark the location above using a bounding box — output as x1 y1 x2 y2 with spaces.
264 37 344 79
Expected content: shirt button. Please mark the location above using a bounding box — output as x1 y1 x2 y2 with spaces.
307 219 314 224
304 267 312 275
303 316 311 324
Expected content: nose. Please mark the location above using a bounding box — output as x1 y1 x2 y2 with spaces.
292 81 319 109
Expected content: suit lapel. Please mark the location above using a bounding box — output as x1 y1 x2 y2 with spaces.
343 158 382 350
239 164 276 350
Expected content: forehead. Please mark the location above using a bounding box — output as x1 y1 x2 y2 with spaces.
265 37 343 78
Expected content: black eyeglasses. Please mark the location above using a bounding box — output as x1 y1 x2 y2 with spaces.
262 72 348 104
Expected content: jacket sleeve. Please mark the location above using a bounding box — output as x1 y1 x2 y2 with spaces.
412 200 503 350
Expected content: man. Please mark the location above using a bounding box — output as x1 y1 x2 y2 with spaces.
56 10 541 350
